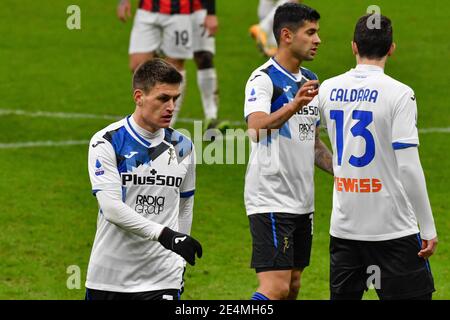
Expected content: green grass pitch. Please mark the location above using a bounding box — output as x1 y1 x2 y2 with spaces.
0 0 448 299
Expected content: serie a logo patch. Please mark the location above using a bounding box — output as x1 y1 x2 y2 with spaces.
95 158 105 176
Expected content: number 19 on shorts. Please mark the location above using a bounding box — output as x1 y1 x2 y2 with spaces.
175 30 189 46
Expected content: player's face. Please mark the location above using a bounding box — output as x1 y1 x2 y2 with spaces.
291 21 321 61
138 82 181 131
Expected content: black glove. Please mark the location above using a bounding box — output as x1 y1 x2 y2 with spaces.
158 227 203 266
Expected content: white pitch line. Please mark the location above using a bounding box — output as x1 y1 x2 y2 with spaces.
0 109 448 151
0 109 121 121
1 108 449 131
0 108 245 126
0 140 89 149
1 127 449 149
419 127 450 133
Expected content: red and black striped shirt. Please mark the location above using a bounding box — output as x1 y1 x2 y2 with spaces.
139 0 208 15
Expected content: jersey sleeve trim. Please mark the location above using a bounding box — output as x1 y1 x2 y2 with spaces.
180 190 195 198
392 142 418 150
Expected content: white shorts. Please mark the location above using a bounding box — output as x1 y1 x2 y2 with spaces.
129 10 193 59
258 0 292 20
191 9 216 54
258 0 277 20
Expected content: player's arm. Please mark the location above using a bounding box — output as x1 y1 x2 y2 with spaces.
96 190 164 240
117 0 132 23
96 189 201 265
170 146 202 264
395 147 437 258
178 148 196 235
88 137 164 240
178 197 194 235
392 89 437 259
201 0 218 35
314 126 333 175
245 75 319 142
88 137 201 265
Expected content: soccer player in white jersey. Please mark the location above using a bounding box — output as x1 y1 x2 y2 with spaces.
317 15 437 300
85 59 202 300
244 3 333 300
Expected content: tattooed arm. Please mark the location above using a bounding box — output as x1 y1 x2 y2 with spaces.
314 127 333 175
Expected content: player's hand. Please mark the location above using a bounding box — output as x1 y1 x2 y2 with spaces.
418 236 438 259
158 227 203 266
204 15 218 36
117 0 132 23
292 80 319 111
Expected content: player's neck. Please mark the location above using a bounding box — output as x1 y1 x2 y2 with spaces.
131 113 161 136
356 56 387 69
273 51 302 74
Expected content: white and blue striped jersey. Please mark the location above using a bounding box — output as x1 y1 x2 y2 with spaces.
86 116 195 292
244 58 320 215
317 64 421 241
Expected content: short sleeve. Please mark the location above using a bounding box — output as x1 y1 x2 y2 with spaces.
88 134 122 195
244 71 273 119
180 144 196 198
392 89 419 150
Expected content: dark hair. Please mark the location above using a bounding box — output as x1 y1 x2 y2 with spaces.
353 14 393 59
273 3 320 45
132 58 182 93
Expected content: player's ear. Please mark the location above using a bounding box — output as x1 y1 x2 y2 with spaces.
388 42 396 57
351 41 358 56
281 27 292 44
133 89 144 107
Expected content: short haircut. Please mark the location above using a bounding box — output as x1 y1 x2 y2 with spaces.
353 14 393 59
132 58 182 93
273 3 320 45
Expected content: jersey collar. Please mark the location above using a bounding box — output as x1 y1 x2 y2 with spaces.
270 57 302 82
125 116 152 148
354 64 384 73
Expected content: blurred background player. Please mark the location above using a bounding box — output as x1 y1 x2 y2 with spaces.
190 1 229 131
249 0 300 57
117 0 228 130
85 59 202 300
317 14 438 300
117 0 196 128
